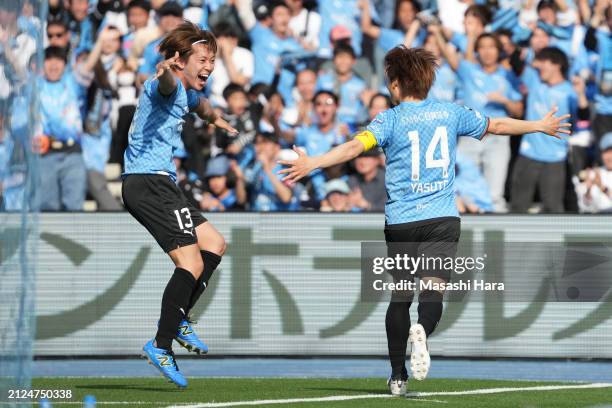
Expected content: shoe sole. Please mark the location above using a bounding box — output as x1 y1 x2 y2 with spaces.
175 337 208 355
141 353 187 388
409 324 430 381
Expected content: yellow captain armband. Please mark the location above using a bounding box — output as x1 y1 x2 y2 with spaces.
355 131 378 151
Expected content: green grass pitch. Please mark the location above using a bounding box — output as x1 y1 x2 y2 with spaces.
31 377 612 407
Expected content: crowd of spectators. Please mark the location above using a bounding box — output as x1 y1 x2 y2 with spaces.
0 0 611 213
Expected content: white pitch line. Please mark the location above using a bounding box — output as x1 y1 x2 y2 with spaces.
165 382 612 408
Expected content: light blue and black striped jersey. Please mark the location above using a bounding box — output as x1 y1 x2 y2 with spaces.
366 99 489 225
123 77 200 181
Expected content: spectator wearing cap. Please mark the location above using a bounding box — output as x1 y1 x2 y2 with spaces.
316 43 368 130
136 1 183 85
511 47 588 213
575 133 612 213
321 178 362 212
210 23 254 108
295 90 349 202
435 30 524 212
200 156 247 212
348 148 385 211
359 0 425 53
244 132 296 211
36 46 87 211
286 0 322 51
215 83 258 166
317 0 363 58
235 0 305 106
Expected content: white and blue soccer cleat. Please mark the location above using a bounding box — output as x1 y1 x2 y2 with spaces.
409 323 431 381
387 375 407 396
142 339 188 388
175 317 209 355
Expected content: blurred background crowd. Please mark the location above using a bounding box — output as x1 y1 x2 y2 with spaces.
0 0 611 213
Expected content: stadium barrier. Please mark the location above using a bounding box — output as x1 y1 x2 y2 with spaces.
35 213 612 358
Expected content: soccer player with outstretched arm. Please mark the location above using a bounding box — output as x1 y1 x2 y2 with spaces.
121 22 238 388
279 46 570 396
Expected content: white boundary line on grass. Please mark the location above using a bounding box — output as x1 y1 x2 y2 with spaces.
165 382 612 408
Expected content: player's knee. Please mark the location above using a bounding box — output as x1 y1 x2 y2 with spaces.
209 233 226 256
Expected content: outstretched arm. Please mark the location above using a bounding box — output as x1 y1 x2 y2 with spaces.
155 51 181 96
488 107 571 137
278 138 365 182
194 97 239 135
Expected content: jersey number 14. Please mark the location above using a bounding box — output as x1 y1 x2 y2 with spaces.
408 126 450 181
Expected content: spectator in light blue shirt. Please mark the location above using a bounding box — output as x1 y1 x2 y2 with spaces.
236 0 305 105
511 47 589 213
448 5 491 54
295 90 350 203
37 46 86 211
136 1 183 85
455 153 494 213
422 32 458 103
584 5 612 149
317 0 363 58
359 0 426 53
244 132 296 211
316 43 368 130
435 29 524 212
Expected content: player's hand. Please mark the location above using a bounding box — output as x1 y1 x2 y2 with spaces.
537 106 572 138
277 146 316 183
154 51 182 80
214 117 239 136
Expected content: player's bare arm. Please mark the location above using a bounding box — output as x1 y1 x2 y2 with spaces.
488 107 572 138
194 97 239 136
278 138 365 183
155 51 182 96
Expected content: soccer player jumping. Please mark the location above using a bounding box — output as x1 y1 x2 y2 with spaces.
122 22 237 388
279 46 570 396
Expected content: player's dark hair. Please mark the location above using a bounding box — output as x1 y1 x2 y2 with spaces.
333 42 356 59
535 46 569 78
475 33 503 57
465 5 492 26
127 0 151 13
368 92 392 110
158 20 217 61
223 82 247 101
44 46 68 62
384 46 437 100
313 89 339 105
393 0 421 30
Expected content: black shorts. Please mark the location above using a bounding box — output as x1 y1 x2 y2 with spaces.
122 174 207 253
384 217 461 282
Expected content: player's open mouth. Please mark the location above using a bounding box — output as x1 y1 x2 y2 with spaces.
198 74 208 83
